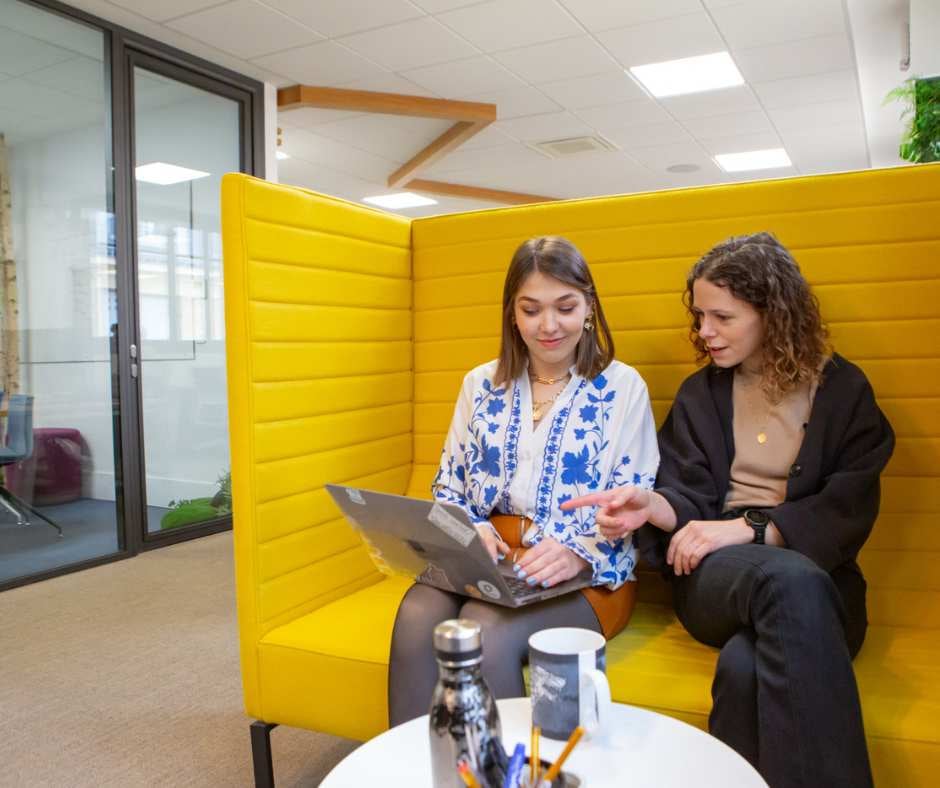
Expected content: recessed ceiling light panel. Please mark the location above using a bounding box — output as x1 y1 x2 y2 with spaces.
629 52 744 98
715 148 792 172
135 162 210 185
363 192 437 209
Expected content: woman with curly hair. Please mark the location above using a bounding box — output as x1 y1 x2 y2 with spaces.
565 232 894 788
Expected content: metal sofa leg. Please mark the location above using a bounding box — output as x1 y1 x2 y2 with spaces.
250 720 277 788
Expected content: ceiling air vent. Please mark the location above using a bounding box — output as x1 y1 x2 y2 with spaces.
530 135 617 158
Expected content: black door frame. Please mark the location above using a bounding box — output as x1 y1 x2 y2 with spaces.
2 0 264 590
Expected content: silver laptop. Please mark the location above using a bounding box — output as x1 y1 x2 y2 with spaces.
326 485 593 607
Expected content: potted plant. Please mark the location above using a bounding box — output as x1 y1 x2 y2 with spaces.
887 76 940 163
160 469 232 530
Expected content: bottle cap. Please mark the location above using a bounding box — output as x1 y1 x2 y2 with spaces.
433 618 483 665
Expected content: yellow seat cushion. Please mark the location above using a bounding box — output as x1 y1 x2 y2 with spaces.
257 575 412 741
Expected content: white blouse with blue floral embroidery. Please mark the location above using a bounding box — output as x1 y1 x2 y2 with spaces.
432 359 660 589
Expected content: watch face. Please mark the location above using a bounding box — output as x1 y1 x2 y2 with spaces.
745 509 770 526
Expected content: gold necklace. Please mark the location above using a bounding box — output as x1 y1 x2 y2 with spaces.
738 372 770 444
530 372 570 386
532 390 563 422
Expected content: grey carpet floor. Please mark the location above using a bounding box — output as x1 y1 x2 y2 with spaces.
0 531 358 787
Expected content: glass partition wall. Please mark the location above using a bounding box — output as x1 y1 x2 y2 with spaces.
0 0 262 589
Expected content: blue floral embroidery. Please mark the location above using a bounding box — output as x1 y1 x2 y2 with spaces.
498 386 522 513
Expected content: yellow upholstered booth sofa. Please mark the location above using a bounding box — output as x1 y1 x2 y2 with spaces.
221 165 940 787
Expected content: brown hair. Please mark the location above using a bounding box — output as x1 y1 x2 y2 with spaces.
685 232 830 402
494 236 614 385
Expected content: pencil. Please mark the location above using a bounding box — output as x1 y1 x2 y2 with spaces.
542 726 585 784
530 725 540 783
457 761 481 788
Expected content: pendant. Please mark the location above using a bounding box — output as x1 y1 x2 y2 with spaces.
757 432 768 444
532 405 542 421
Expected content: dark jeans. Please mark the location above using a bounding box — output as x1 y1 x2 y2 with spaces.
672 544 872 788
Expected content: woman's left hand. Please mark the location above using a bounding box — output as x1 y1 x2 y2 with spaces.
667 518 753 575
515 537 590 588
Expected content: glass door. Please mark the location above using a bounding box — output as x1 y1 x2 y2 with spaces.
0 0 124 587
129 57 244 541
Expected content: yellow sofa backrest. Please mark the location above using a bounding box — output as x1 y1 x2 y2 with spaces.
408 165 940 629
221 175 414 685
222 165 940 689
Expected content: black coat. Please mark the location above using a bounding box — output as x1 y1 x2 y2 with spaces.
637 353 896 578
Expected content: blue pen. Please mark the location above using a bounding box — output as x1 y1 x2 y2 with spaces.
503 742 526 788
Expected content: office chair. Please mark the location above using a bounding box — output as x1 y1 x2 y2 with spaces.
0 394 63 538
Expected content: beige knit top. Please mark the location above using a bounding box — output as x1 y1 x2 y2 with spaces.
723 367 816 512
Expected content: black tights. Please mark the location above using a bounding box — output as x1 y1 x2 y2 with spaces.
387 583 600 726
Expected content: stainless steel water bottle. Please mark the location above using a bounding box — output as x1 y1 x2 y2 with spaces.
429 619 503 788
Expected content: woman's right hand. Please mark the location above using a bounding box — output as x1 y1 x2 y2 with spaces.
562 486 658 540
475 523 511 563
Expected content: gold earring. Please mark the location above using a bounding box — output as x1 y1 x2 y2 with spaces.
584 314 594 332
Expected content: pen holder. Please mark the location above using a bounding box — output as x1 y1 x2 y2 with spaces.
521 757 581 787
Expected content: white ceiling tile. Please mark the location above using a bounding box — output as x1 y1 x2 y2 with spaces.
403 56 523 98
752 70 858 110
22 56 106 104
425 142 549 175
261 0 425 38
597 13 725 69
697 131 783 156
558 0 704 32
767 99 863 132
733 34 853 84
681 110 775 138
602 121 692 150
103 0 223 23
461 85 561 120
410 0 483 12
628 141 719 172
493 36 620 84
312 113 454 160
458 124 519 150
791 152 869 175
710 0 845 50
281 127 396 181
494 110 594 141
279 106 363 128
277 154 380 201
574 98 672 133
165 0 323 59
437 0 582 52
339 16 478 71
781 122 868 165
340 74 441 97
253 41 386 86
0 27 77 76
659 85 762 119
539 71 647 109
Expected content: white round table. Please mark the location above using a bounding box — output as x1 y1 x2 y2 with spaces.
321 697 768 787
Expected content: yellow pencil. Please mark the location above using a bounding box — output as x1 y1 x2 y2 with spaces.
530 725 541 783
542 726 585 784
457 761 481 788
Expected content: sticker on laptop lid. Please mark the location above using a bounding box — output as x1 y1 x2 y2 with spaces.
345 487 366 505
477 580 501 600
428 502 475 547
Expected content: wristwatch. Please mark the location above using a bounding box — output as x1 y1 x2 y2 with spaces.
743 509 770 544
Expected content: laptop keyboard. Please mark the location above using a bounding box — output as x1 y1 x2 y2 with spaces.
503 574 538 598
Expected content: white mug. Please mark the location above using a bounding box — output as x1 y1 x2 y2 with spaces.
529 627 611 741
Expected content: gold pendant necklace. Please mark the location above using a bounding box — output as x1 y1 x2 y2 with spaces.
532 391 562 421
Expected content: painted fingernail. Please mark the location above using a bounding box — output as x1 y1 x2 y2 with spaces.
541 580 550 588
526 577 537 586
516 569 527 579
512 564 521 572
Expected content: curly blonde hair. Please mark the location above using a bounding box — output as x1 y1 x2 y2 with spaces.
684 232 830 402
